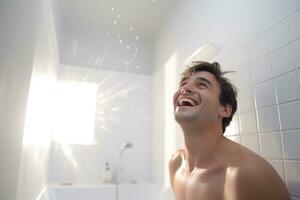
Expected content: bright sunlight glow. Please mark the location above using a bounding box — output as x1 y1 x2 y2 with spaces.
54 81 97 145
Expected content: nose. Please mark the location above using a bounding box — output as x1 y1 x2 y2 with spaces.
180 83 194 94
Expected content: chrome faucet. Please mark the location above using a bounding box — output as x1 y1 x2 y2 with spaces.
116 142 133 183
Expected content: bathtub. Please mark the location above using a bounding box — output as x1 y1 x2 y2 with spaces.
47 183 166 200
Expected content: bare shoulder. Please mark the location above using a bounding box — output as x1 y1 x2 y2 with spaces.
225 146 290 200
168 149 185 187
169 149 185 168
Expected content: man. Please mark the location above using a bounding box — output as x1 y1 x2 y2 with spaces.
169 61 290 200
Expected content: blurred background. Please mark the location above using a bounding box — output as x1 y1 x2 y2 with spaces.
1 0 300 199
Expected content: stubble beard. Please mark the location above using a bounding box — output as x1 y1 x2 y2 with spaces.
174 108 201 124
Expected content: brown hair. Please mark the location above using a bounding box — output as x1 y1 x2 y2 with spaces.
181 61 237 133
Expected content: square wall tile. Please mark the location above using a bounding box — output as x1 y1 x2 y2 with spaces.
251 56 272 84
285 161 300 197
255 80 277 108
226 135 241 144
279 101 300 130
282 130 300 160
236 66 252 90
260 133 283 159
241 134 260 154
222 56 234 70
293 38 300 68
224 115 240 136
225 72 238 86
233 45 249 68
289 9 300 41
248 34 269 63
276 70 300 104
267 19 291 52
271 44 296 77
239 111 258 134
257 106 280 132
238 88 255 112
266 159 285 181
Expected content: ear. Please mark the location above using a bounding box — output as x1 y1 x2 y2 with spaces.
220 104 232 118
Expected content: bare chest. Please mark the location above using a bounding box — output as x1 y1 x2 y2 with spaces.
173 166 226 200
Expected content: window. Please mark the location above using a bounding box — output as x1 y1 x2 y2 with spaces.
54 81 97 145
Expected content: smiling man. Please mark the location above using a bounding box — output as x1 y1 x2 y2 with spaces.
169 61 290 200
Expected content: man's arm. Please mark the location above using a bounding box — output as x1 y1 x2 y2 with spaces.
226 155 290 200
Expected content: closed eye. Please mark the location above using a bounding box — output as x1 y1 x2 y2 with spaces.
196 82 208 88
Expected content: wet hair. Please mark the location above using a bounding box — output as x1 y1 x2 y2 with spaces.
180 61 237 133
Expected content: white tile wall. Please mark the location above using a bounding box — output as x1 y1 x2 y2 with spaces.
251 56 272 84
241 134 260 154
285 161 300 197
266 19 291 52
238 88 255 112
226 8 300 198
224 115 240 136
288 9 300 41
235 66 252 90
293 38 300 67
248 34 269 63
270 44 296 77
260 133 283 159
233 45 249 69
282 131 300 160
226 135 241 144
276 70 300 104
279 101 300 130
267 159 285 181
254 80 277 108
257 106 280 132
239 111 258 134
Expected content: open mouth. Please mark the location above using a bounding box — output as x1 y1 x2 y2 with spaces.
177 98 198 107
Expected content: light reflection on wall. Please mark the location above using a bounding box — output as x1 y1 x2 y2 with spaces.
54 81 97 145
23 75 56 146
164 51 178 187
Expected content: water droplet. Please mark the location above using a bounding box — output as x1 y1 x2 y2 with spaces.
135 48 138 52
136 35 139 40
112 6 115 11
120 39 123 44
127 45 130 49
130 26 133 31
113 20 117 25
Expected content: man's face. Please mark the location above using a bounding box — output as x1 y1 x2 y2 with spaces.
173 71 225 125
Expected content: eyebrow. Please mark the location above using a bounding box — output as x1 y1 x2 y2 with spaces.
179 77 212 87
195 77 212 86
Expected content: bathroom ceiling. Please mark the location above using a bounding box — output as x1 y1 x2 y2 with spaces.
52 0 171 74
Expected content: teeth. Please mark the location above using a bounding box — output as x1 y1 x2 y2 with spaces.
179 98 197 106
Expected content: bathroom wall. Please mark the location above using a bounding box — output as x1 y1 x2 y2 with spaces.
0 0 41 199
48 65 153 185
16 0 59 200
152 0 300 198
220 8 300 199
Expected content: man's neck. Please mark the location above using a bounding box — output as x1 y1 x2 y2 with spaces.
181 122 224 171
